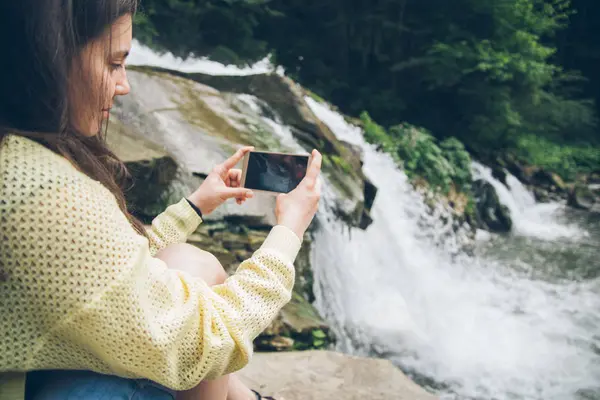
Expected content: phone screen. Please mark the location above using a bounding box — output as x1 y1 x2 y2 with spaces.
244 152 309 193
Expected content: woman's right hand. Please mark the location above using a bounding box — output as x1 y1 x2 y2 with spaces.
275 149 323 239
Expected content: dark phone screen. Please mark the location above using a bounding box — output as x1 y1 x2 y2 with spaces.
244 152 309 193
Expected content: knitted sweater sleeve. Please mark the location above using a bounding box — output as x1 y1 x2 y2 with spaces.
145 198 204 256
0 138 300 391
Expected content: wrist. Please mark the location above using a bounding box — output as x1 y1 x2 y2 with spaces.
185 198 203 219
277 220 305 240
187 191 208 216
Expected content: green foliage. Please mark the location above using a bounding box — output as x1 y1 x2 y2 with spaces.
514 134 600 180
306 89 326 104
256 0 597 154
440 138 473 192
361 112 473 193
322 154 353 174
289 329 330 350
360 112 395 153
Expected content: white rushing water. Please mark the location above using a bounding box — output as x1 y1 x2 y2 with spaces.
305 97 600 400
127 39 284 75
127 42 600 400
471 162 584 241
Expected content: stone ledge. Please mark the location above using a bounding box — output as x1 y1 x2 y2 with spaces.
238 350 438 400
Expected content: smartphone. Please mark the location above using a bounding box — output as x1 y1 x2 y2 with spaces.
241 150 312 194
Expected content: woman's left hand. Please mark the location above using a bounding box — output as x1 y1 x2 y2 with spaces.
187 146 255 216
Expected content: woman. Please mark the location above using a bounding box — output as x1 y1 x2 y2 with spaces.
0 1 321 399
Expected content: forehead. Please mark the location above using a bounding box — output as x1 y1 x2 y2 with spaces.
106 14 133 51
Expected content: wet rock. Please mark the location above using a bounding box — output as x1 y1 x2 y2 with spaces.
471 179 513 233
587 171 600 185
340 140 364 169
363 177 378 213
491 166 507 186
533 187 550 203
505 159 530 184
256 292 334 352
247 230 270 251
568 184 598 212
294 236 315 303
212 230 248 251
238 351 438 400
123 157 179 219
531 169 567 193
358 211 374 230
357 177 378 230
254 336 295 352
202 245 238 270
231 249 250 262
186 232 210 246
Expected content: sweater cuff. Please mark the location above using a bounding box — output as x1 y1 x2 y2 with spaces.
167 198 203 235
259 225 302 264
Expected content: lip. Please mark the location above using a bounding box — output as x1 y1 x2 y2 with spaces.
102 109 111 119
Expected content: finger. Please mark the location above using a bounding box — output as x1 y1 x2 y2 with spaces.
303 149 322 187
220 187 254 200
219 147 254 175
228 169 242 187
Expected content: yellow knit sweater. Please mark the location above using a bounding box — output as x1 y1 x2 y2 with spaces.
0 134 300 398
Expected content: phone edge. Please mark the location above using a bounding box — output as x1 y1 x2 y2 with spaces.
241 152 250 188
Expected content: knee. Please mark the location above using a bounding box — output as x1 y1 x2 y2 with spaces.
156 243 228 286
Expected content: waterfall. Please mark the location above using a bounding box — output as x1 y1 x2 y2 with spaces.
305 97 599 400
471 162 584 241
127 39 283 75
127 42 600 400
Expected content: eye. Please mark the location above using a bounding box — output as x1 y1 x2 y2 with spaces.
109 63 124 71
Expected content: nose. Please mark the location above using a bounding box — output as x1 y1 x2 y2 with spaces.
115 71 130 96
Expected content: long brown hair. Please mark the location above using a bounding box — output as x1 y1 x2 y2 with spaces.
0 0 147 237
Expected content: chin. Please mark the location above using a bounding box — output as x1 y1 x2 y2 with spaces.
72 113 104 137
82 120 103 137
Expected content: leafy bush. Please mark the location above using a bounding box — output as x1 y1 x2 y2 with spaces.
440 137 473 192
514 134 600 180
394 124 454 192
360 112 473 194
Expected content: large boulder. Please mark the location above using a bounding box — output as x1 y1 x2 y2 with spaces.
122 65 374 229
471 180 513 233
238 351 438 400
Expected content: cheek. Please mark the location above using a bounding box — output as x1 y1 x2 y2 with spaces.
95 69 113 103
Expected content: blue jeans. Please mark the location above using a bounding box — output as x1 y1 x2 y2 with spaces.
25 370 176 400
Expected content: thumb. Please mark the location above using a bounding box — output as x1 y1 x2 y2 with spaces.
220 187 254 200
